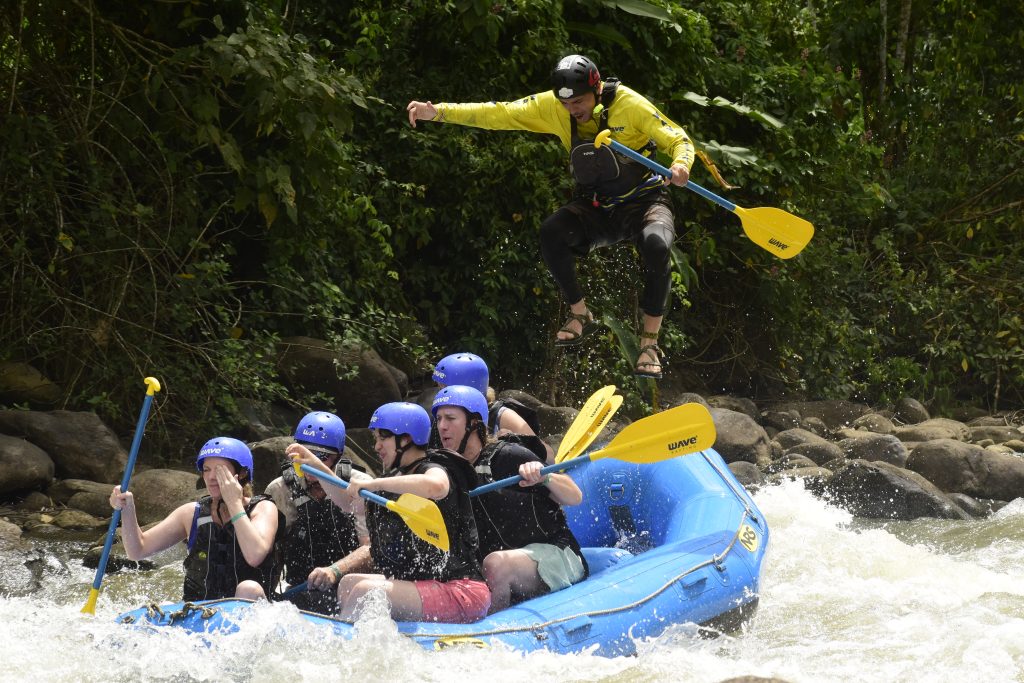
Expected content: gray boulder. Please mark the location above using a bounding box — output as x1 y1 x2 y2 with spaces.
786 440 845 466
773 428 829 451
708 395 759 421
276 336 402 428
764 452 818 473
15 491 50 511
801 416 829 438
712 408 771 467
894 418 969 443
536 405 578 436
823 459 969 520
497 389 545 411
249 436 294 493
770 400 871 430
893 397 930 424
969 425 1024 444
759 409 801 434
131 469 204 526
0 410 127 483
0 361 61 406
728 461 765 488
906 439 1024 501
0 434 55 494
47 479 112 505
851 413 896 435
837 433 909 467
234 399 302 442
67 490 113 518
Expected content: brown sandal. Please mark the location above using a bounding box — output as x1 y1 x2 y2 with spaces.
555 311 600 348
634 332 665 379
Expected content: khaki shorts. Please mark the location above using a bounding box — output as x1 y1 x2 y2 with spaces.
521 543 586 591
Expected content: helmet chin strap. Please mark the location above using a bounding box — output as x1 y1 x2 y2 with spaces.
456 419 486 455
391 434 412 472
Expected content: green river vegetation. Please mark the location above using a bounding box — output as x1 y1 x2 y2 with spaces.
1 1 1022 460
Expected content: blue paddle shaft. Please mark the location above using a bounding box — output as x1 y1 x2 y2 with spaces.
602 137 737 212
298 463 390 508
469 453 592 497
89 392 156 592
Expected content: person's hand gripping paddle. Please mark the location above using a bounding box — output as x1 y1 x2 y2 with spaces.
471 402 716 497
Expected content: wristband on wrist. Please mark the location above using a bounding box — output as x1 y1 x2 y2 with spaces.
228 510 247 525
541 474 553 487
329 565 343 582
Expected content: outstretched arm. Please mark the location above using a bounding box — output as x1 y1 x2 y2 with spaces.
109 488 192 560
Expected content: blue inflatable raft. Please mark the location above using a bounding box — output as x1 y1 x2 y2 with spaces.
115 447 769 657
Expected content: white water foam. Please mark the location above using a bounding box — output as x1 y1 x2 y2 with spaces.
1 478 1021 682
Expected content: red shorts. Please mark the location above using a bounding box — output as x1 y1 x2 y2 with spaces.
414 578 491 623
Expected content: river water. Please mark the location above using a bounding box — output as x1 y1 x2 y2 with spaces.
1 479 1021 682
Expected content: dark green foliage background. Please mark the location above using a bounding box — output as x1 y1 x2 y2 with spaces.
2 0 1021 455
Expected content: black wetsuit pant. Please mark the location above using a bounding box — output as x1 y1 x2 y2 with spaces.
539 190 676 316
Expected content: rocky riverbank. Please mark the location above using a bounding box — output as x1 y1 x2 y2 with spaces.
2 389 1022 536
2 349 1023 569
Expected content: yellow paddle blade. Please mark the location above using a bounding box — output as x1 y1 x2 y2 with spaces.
591 403 716 464
555 385 618 463
81 588 100 615
388 494 450 552
559 394 624 463
734 206 814 259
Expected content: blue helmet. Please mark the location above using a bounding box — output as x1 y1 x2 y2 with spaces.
432 353 489 395
196 436 254 481
294 411 346 453
369 402 432 447
431 385 489 428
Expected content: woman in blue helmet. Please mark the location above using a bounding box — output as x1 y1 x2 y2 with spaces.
432 352 554 462
433 386 587 613
294 401 489 623
108 436 284 601
265 411 372 614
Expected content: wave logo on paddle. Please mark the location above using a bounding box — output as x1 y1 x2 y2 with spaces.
768 238 789 250
667 435 699 452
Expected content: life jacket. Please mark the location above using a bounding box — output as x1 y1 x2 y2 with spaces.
279 462 361 586
366 449 482 582
471 439 588 576
568 78 664 208
182 494 285 601
488 398 542 437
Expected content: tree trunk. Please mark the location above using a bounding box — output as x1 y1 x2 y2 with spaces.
895 0 912 73
878 0 888 109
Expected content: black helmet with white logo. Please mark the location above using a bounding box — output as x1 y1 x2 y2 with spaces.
551 55 601 100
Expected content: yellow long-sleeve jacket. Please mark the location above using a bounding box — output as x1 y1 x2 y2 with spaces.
433 85 695 172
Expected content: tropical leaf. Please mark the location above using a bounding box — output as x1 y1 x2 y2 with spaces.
601 311 640 373
565 21 632 49
678 92 784 129
700 140 760 167
600 0 682 31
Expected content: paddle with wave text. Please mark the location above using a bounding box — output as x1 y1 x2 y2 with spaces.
594 130 814 259
470 402 715 497
82 376 161 615
298 464 449 552
554 385 618 464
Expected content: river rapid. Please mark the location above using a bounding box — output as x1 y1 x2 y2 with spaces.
1 478 1021 683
